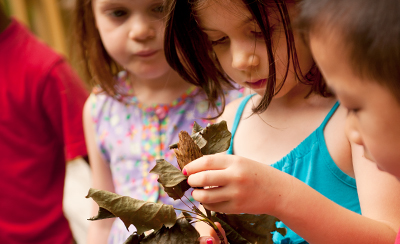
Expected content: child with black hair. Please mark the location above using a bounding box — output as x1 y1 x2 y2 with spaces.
298 0 400 242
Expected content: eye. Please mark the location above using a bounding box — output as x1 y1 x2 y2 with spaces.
347 108 360 115
152 5 164 13
109 9 127 18
251 31 264 39
211 36 229 46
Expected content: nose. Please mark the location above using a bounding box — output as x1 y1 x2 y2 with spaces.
231 41 260 71
128 15 156 41
345 112 363 146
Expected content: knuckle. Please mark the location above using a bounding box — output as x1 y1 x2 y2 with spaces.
198 172 210 186
231 171 246 184
196 189 210 203
202 156 214 168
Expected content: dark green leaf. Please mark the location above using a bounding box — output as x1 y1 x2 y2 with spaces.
149 159 191 200
213 213 286 244
86 188 177 235
140 213 200 244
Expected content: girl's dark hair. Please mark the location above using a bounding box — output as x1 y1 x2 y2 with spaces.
71 0 122 96
164 0 331 115
297 0 400 101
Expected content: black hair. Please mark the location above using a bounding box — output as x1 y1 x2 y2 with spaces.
297 0 400 100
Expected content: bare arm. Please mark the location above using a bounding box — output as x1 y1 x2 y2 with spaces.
186 152 400 244
83 97 116 244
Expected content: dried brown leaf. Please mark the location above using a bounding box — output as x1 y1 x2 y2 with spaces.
149 159 191 200
140 212 200 244
213 213 286 244
86 188 176 235
174 131 203 170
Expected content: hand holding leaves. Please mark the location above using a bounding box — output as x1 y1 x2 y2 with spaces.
86 121 285 244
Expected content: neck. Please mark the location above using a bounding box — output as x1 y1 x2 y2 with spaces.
129 70 192 105
0 7 11 34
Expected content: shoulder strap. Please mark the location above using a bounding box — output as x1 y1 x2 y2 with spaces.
319 101 340 130
227 94 256 154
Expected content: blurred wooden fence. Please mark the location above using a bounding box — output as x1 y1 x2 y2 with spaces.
2 0 75 58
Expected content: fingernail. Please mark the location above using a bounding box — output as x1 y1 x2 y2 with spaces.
206 238 213 244
182 168 188 176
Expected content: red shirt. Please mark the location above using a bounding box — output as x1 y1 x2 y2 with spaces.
0 19 88 244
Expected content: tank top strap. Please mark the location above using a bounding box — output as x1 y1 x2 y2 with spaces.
227 94 256 154
318 101 340 130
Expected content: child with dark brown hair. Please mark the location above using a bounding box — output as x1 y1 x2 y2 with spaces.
163 0 400 243
71 0 243 243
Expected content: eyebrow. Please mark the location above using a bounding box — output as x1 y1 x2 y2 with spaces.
200 16 255 31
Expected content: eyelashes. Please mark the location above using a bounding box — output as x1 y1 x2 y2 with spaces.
210 31 264 46
211 36 229 46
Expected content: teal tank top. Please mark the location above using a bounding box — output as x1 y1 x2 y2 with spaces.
227 94 361 244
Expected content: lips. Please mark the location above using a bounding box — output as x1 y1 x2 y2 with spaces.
245 79 267 90
135 50 158 57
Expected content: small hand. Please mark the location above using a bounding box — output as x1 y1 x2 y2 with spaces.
183 154 285 214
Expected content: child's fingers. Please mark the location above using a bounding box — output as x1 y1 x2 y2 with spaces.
191 187 230 204
183 154 232 175
187 169 230 188
201 201 237 214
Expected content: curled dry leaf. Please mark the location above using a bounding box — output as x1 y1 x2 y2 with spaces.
213 213 287 244
140 212 200 244
86 188 176 235
193 120 231 155
174 131 203 170
123 212 199 244
123 233 145 244
149 159 191 200
169 120 232 155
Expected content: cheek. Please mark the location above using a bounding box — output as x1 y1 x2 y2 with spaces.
214 51 234 75
355 117 388 164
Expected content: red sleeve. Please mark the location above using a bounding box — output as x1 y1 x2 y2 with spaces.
41 59 89 161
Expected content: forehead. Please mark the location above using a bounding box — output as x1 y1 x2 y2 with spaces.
309 31 353 89
195 0 253 28
93 0 161 5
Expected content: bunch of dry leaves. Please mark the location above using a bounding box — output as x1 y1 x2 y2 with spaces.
86 121 286 244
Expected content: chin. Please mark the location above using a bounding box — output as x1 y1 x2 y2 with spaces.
247 88 265 96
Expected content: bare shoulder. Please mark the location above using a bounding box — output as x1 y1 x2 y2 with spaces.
83 95 94 123
324 104 354 177
218 97 247 131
